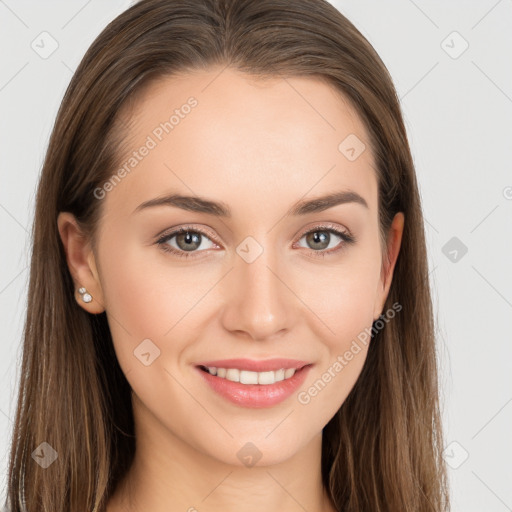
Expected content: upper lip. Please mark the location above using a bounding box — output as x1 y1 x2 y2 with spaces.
196 358 311 372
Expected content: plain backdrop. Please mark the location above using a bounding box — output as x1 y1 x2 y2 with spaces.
1 1 511 510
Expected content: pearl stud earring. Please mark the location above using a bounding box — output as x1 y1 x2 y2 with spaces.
77 287 92 303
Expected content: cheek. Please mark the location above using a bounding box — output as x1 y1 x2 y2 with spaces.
290 250 380 405
292 273 376 433
97 237 201 370
294 250 382 347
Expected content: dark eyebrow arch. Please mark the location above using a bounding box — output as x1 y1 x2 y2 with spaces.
288 190 369 215
132 190 368 217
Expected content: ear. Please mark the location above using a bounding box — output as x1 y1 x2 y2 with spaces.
373 212 404 320
57 212 105 314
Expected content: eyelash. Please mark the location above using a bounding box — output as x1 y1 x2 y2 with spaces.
155 224 356 259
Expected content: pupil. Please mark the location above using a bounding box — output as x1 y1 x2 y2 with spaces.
308 231 329 250
179 231 200 251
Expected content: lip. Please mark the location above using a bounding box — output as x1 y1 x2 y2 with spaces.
195 358 310 372
195 360 313 408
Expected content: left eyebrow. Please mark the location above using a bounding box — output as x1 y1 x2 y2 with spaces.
287 190 369 215
132 189 369 217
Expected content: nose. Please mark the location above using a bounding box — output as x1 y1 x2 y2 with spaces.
220 246 294 341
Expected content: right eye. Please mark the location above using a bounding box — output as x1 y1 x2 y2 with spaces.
156 227 219 258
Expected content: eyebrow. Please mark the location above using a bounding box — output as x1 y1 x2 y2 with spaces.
132 189 369 217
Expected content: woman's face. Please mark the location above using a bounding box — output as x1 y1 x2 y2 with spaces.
68 67 403 467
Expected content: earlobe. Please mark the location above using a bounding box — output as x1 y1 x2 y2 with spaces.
373 212 404 320
57 212 105 314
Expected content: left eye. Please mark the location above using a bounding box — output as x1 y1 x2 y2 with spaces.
296 226 355 254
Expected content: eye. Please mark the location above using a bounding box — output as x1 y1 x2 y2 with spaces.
155 223 356 260
294 224 356 257
156 227 218 259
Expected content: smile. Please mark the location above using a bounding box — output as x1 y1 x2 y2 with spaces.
199 366 297 385
195 358 313 408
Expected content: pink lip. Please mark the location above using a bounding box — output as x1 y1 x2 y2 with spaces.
196 358 310 372
195 360 313 408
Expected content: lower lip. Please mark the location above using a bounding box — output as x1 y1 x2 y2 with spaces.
196 365 312 408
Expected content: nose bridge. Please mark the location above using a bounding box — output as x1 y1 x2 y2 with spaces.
221 239 292 340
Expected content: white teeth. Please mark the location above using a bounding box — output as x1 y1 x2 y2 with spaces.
204 366 299 385
225 368 240 382
274 368 285 382
258 371 275 385
240 370 259 384
284 368 296 379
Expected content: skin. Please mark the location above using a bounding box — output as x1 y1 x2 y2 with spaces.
58 66 404 512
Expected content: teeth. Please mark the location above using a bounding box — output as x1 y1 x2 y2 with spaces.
204 366 297 385
225 368 239 382
274 368 285 382
240 370 259 384
257 371 275 385
284 368 296 379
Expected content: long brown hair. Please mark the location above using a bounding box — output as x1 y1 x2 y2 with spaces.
5 0 450 510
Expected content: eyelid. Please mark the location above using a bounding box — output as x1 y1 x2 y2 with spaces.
155 222 355 258
155 224 219 244
295 221 353 241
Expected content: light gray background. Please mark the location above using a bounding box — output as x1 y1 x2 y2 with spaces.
1 1 511 510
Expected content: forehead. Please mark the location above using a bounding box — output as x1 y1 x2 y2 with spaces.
108 67 378 220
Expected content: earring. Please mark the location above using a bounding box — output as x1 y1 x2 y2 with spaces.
77 287 92 303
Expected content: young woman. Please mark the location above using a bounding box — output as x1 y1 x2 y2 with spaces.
4 0 450 510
